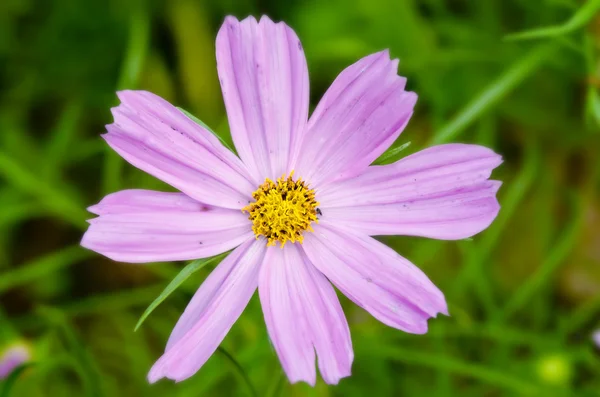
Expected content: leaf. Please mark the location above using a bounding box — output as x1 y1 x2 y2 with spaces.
177 107 236 153
373 141 411 165
505 0 600 41
134 253 228 331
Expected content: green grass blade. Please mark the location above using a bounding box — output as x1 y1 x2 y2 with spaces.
451 143 540 301
134 253 228 331
266 370 285 397
40 307 106 397
505 0 600 41
366 344 542 394
177 107 236 153
43 100 83 179
373 141 411 165
116 7 150 90
0 363 35 397
0 201 42 228
0 246 91 294
431 44 556 145
561 294 600 337
15 285 165 331
103 4 150 195
217 347 258 397
0 152 87 229
495 193 584 322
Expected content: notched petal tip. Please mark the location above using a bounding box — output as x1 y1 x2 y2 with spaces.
436 300 450 317
222 14 258 29
258 14 275 25
216 13 309 181
490 179 503 192
296 47 418 186
100 87 256 208
86 204 100 215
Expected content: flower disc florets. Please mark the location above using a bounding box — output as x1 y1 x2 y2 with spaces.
242 172 319 247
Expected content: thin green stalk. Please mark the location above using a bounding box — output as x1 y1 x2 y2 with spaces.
39 308 105 397
0 363 35 397
495 194 584 322
0 201 42 228
0 246 91 293
13 285 165 330
452 143 540 303
433 321 452 396
217 347 258 397
430 44 556 144
44 100 83 178
0 152 87 229
505 0 600 41
367 344 541 394
134 253 227 331
561 294 600 337
584 32 600 128
102 4 150 195
266 371 285 397
424 322 554 347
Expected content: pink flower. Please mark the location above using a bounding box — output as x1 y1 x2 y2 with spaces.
82 15 502 385
593 330 600 348
0 344 31 379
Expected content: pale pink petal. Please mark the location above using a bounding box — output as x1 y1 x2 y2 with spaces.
295 51 417 187
303 223 447 334
318 144 502 240
164 234 251 350
81 189 252 263
0 345 30 379
149 239 266 383
259 244 353 385
216 16 309 181
593 330 600 348
105 90 256 209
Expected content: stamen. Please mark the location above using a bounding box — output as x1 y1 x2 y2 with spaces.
242 172 318 248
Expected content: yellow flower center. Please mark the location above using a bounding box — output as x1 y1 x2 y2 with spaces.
242 172 319 247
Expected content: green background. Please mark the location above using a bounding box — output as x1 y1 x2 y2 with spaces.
1 0 600 395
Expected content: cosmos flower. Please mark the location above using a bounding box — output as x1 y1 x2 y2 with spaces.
0 343 31 379
81 15 502 385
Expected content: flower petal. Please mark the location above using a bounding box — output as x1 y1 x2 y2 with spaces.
81 189 252 263
149 239 266 383
216 16 309 181
259 244 353 385
0 345 30 379
303 223 447 334
105 90 256 209
593 330 600 348
295 50 417 187
318 144 502 240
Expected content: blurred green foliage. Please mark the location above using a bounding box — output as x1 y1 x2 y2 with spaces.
1 0 600 395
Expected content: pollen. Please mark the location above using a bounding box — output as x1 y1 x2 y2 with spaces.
242 172 319 248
